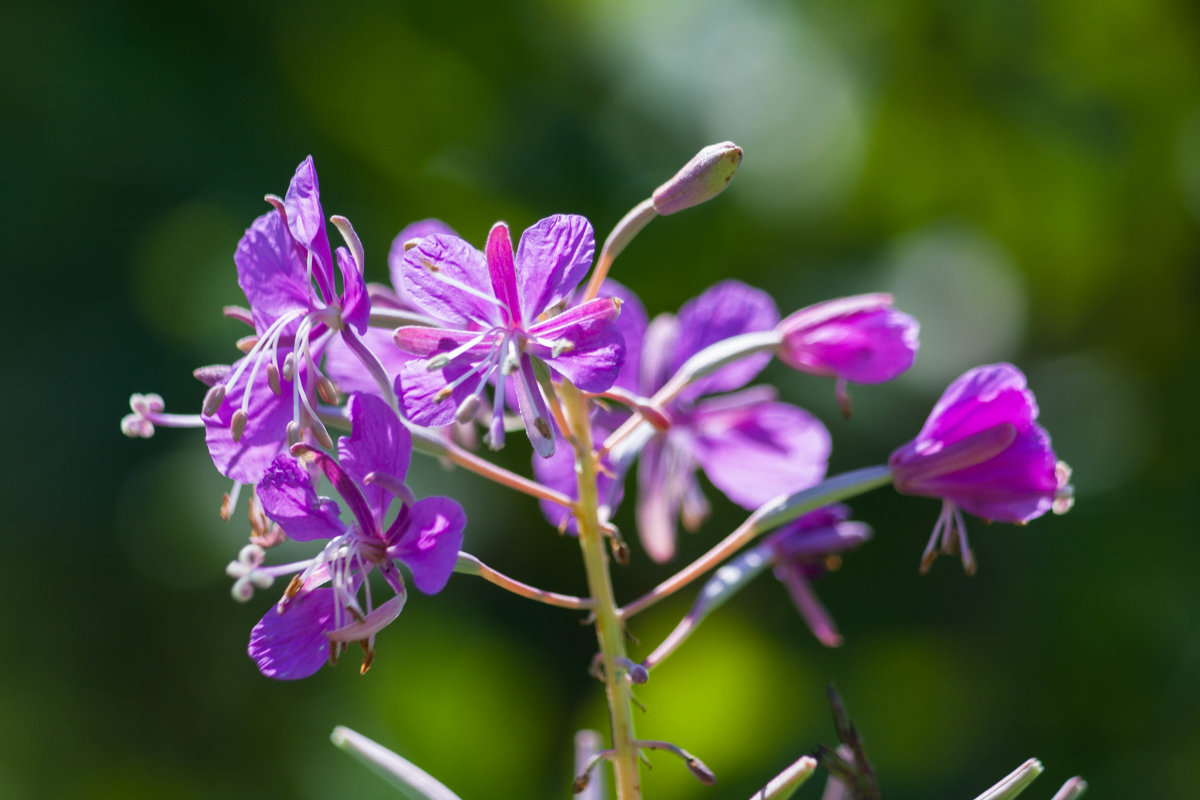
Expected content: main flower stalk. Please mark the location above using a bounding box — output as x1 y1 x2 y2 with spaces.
563 381 641 800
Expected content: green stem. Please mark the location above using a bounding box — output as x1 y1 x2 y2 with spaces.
562 382 641 800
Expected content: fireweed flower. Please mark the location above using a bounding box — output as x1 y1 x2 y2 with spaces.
203 156 370 484
392 216 625 457
889 363 1074 573
777 293 919 416
765 505 871 647
237 393 465 679
598 280 831 562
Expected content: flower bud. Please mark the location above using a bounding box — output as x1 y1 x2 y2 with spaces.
651 142 742 215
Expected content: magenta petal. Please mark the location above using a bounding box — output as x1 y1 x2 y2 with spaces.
515 357 556 458
485 222 522 326
672 280 779 401
283 156 335 295
779 300 919 384
257 455 345 542
249 588 336 680
393 326 488 358
235 209 311 333
515 214 595 320
399 234 497 325
388 219 458 302
390 496 466 594
915 425 1058 523
339 394 413 519
335 246 370 334
918 363 1038 445
691 397 831 509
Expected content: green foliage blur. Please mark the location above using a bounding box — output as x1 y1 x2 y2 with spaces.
4 0 1199 797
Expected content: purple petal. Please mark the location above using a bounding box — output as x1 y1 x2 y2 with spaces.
249 587 336 680
339 394 413 520
389 219 459 303
515 215 595 321
779 296 919 384
515 357 556 457
393 326 491 358
283 156 335 298
533 427 627 534
399 234 498 325
235 209 311 333
672 280 779 401
690 396 831 508
636 437 684 563
594 280 647 394
335 246 370 334
324 327 417 397
536 316 626 393
394 361 469 427
389 496 466 595
257 455 345 542
203 350 297 484
918 363 1038 446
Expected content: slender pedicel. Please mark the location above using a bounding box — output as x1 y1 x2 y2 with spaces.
453 553 594 610
620 466 893 619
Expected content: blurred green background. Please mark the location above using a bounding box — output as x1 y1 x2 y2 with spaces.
4 0 1199 797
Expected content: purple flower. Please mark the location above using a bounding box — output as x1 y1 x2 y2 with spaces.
777 293 919 415
563 280 830 563
392 216 625 456
203 157 371 484
889 363 1074 573
241 393 465 679
766 505 871 647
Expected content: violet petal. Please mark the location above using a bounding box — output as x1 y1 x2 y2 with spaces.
248 587 336 680
257 455 345 542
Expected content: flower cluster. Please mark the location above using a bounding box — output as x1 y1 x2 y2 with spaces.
122 147 1072 707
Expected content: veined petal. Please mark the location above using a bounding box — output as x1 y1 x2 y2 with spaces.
339 394 413 521
235 209 311 333
672 280 779 401
388 219 458 306
390 496 466 595
515 357 556 457
394 361 471 427
257 455 345 542
542 321 625 393
284 156 335 297
249 587 336 680
399 234 497 325
336 246 370 334
516 214 595 321
691 397 831 508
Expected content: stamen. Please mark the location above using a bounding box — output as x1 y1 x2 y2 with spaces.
230 410 248 442
417 256 508 313
202 384 227 416
267 363 282 396
236 335 259 354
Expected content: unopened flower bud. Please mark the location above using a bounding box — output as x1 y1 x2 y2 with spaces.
651 141 742 215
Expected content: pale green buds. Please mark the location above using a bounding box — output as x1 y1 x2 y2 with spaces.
651 141 743 215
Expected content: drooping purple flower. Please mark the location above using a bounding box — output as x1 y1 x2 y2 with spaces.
765 505 871 647
203 156 372 484
239 393 465 679
392 215 625 457
777 293 919 416
889 363 1074 573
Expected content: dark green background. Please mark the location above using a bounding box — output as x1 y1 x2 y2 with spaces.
4 0 1198 797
